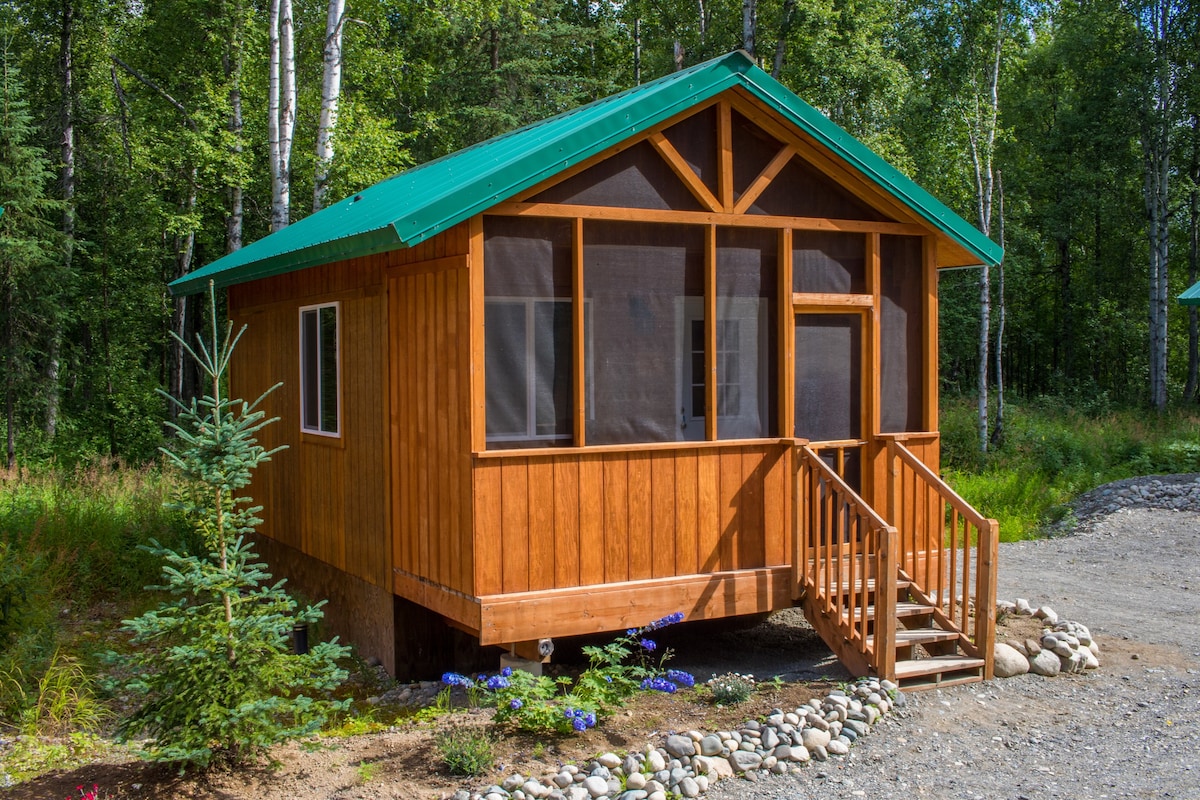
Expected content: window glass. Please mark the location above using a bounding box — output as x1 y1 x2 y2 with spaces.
300 303 339 436
715 227 777 439
880 235 924 432
483 216 574 447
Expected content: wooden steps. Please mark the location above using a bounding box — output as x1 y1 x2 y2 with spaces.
893 654 987 689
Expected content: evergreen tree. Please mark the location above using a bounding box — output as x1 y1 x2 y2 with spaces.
0 33 63 468
114 283 348 768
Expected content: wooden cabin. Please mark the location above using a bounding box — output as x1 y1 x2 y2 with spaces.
172 52 1002 690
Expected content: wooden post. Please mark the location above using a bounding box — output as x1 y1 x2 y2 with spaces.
976 517 999 680
779 229 793 438
874 524 898 681
468 215 486 451
572 217 586 446
705 224 718 441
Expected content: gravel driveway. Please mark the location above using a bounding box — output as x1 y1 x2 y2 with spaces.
705 505 1200 800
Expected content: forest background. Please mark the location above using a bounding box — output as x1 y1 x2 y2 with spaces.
1 0 1198 469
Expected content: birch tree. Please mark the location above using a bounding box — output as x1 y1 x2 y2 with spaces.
313 0 346 212
269 0 296 231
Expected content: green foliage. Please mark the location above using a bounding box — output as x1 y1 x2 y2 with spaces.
435 725 495 777
111 288 349 768
941 397 1200 539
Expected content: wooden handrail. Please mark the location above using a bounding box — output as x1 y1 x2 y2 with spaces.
801 445 891 529
890 440 991 531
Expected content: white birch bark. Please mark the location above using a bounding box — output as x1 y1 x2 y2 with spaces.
313 0 346 212
269 0 296 231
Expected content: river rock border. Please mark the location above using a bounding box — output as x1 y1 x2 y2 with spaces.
992 598 1101 678
453 677 902 800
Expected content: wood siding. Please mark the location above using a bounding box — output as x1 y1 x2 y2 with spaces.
472 442 792 598
228 254 391 588
388 224 475 600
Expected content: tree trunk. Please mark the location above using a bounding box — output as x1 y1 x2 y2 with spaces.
992 170 1006 449
742 0 756 58
47 0 75 440
4 274 13 469
168 168 199 418
772 0 795 78
633 17 641 84
225 0 245 252
674 40 684 71
313 0 346 212
1188 115 1199 402
268 0 296 231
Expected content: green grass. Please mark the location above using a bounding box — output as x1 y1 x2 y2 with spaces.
941 398 1200 540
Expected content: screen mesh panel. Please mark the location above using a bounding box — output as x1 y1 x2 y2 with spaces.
662 106 719 199
584 221 704 445
530 140 704 211
716 227 778 439
484 216 574 447
731 110 784 200
880 235 924 432
794 314 861 442
793 231 866 294
748 157 887 221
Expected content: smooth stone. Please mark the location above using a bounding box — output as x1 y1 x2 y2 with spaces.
727 750 763 772
626 773 647 790
1052 641 1074 659
1025 638 1043 656
669 767 687 785
616 792 646 800
647 793 667 800
598 753 622 769
743 720 760 730
622 755 641 776
762 755 777 769
761 728 779 750
699 734 723 757
606 779 622 795
1089 641 1101 656
646 751 666 772
809 744 828 761
801 727 832 750
1036 606 1059 624
589 766 611 780
554 773 573 788
565 789 590 800
664 735 695 758
1015 597 1034 614
840 727 857 743
827 739 850 755
784 712 801 725
738 741 755 752
788 745 811 763
709 756 734 779
808 715 830 731
1030 649 1063 676
994 642 1031 677
582 776 609 798
678 777 700 798
1082 647 1100 669
696 776 709 792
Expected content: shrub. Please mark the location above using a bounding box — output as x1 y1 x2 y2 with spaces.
436 726 494 776
110 285 349 768
706 672 756 705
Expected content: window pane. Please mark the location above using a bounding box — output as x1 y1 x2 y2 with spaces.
716 227 777 439
319 306 338 433
485 301 530 440
794 314 861 441
301 309 320 430
484 216 574 447
793 231 866 294
585 221 704 445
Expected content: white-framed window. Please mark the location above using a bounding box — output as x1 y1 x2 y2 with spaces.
677 296 770 441
485 297 591 445
299 302 340 436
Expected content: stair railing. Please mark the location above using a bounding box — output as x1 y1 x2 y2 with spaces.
797 444 899 680
885 438 999 679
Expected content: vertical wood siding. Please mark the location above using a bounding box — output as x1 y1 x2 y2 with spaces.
472 443 792 597
387 224 475 598
228 254 390 589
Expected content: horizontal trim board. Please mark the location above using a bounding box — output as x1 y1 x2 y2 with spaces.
477 566 792 645
393 568 481 631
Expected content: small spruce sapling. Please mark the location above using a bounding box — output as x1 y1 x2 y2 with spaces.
114 281 349 768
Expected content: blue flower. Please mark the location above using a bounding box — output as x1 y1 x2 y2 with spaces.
500 666 513 678
665 669 696 688
564 707 575 719
626 628 638 636
640 677 677 693
509 698 523 710
442 672 473 688
584 712 596 727
486 675 510 690
639 638 657 651
648 611 685 630
572 717 587 731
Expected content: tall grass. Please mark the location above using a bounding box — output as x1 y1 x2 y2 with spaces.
941 398 1200 540
0 462 192 727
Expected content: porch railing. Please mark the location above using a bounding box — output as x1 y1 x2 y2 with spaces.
885 438 999 679
796 444 898 679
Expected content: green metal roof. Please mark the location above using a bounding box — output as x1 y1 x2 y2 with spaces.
171 51 1002 296
1180 281 1200 305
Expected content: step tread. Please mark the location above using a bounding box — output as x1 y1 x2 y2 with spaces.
865 602 934 620
828 578 912 596
866 628 961 647
893 654 986 680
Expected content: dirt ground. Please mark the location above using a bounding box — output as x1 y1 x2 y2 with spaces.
10 501 1200 800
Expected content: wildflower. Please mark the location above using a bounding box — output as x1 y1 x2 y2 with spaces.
572 717 587 731
509 698 523 710
486 675 510 690
639 638 657 651
640 676 677 693
626 628 638 636
441 672 474 688
500 666 513 677
665 669 696 688
564 707 575 719
647 611 685 630
583 712 596 727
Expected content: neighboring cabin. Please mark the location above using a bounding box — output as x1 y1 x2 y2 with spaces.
172 51 1003 689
